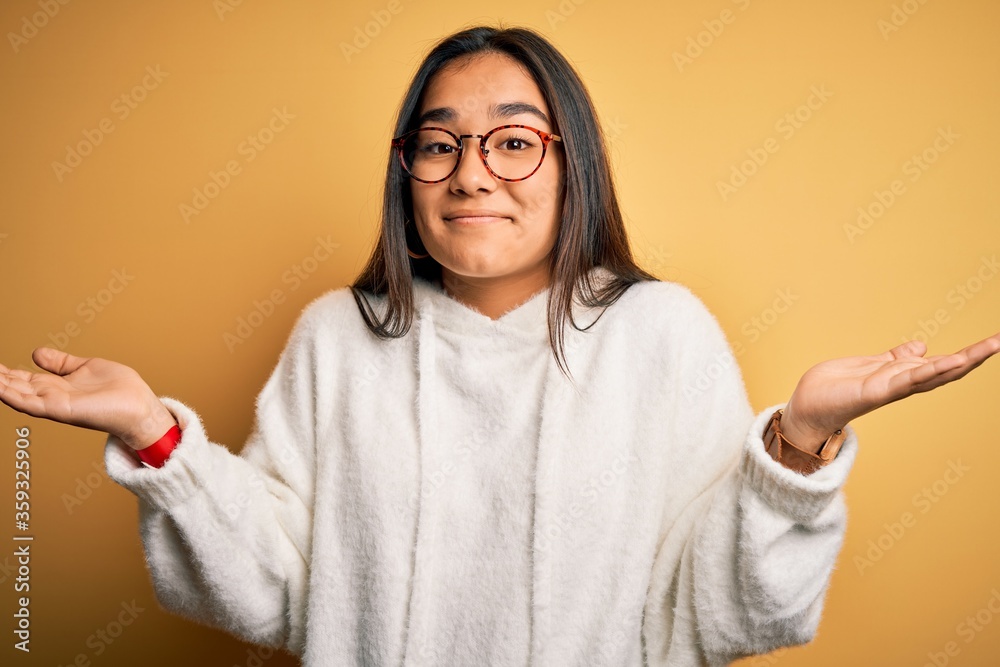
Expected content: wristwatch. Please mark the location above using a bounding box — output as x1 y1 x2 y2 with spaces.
762 408 847 475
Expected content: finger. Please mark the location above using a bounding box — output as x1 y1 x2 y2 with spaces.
888 348 992 396
31 347 90 376
0 366 36 383
904 359 986 396
920 341 1000 385
895 333 1000 385
0 373 40 397
877 339 927 362
0 378 48 418
0 361 31 381
953 333 1000 364
900 354 966 387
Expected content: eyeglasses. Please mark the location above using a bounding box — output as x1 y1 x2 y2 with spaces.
391 124 562 183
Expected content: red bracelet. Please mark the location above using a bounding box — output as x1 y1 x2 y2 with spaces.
135 424 182 468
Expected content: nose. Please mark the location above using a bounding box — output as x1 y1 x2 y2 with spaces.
449 136 497 195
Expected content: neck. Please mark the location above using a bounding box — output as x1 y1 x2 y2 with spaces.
439 263 551 320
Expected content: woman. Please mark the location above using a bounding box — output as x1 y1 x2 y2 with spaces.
0 25 997 667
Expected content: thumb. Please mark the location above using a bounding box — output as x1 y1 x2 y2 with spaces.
31 347 90 376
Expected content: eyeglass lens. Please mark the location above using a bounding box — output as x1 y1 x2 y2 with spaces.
399 128 547 181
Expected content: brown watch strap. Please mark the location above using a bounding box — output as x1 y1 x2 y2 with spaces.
763 408 847 475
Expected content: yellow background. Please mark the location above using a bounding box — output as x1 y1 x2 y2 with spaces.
2 0 999 665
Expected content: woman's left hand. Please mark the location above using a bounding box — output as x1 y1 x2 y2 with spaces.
780 331 1000 452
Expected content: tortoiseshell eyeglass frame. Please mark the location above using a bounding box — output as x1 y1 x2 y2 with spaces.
390 124 563 183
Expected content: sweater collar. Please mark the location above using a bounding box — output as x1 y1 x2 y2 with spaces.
412 273 551 339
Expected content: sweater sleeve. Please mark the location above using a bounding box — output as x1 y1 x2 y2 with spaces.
661 285 859 665
689 403 858 664
103 303 327 656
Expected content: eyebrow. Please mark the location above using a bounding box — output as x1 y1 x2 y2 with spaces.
416 101 551 128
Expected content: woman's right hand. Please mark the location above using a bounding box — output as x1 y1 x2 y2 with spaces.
0 347 177 451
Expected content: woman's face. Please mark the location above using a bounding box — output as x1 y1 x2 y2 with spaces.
409 52 564 288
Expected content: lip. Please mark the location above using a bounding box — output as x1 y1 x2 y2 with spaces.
444 210 511 224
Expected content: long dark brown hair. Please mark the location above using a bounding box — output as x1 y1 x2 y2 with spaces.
350 24 658 381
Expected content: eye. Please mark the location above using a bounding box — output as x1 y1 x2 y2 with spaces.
496 135 535 153
498 135 535 151
418 141 456 155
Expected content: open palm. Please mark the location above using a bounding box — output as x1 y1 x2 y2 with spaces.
783 332 1000 444
0 348 172 449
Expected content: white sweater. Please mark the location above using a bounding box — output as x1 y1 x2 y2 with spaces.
104 267 859 666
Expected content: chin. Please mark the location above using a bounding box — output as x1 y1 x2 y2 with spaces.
438 257 512 279
443 265 504 280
